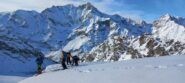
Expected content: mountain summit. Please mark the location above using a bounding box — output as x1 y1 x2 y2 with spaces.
153 13 185 43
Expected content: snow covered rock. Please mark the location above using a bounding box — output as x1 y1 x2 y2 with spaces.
153 14 185 43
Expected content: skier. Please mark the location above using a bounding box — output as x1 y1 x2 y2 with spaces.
61 51 68 70
35 55 44 74
72 55 80 66
66 52 72 65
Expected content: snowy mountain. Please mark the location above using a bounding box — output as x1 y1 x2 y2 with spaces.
86 14 185 61
42 3 152 61
153 14 185 43
0 3 185 73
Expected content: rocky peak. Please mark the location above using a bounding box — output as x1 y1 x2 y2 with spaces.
80 2 96 10
159 13 173 21
157 14 185 26
152 14 185 43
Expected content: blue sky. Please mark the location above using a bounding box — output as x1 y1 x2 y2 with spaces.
0 0 184 22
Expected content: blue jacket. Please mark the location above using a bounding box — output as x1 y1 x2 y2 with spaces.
36 56 44 64
62 52 68 60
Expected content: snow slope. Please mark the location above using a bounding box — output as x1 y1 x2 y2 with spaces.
0 75 27 83
19 55 185 83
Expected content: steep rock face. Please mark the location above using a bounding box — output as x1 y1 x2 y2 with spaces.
87 33 185 62
43 3 151 61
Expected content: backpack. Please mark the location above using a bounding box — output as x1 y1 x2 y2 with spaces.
73 56 79 61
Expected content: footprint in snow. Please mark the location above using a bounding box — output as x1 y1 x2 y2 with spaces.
145 65 167 69
145 65 153 68
176 64 184 67
122 66 134 70
83 69 92 73
94 68 105 71
78 69 92 73
154 65 167 69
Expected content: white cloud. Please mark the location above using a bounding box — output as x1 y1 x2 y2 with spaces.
0 0 85 12
88 0 144 21
0 0 145 21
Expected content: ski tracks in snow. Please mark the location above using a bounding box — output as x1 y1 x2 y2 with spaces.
74 63 184 73
44 58 184 74
144 63 184 69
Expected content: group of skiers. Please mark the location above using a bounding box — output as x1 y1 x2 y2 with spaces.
35 50 80 74
61 51 80 70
